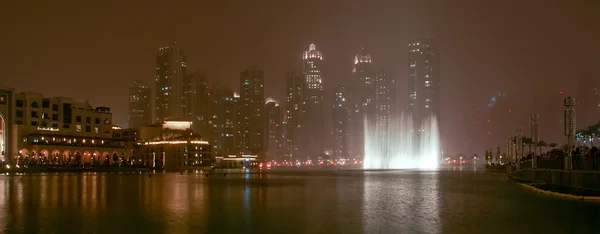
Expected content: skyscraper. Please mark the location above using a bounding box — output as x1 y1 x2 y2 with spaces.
284 70 305 161
237 66 265 154
333 85 348 158
184 71 210 135
209 83 237 155
374 72 396 132
348 48 374 158
408 37 440 128
302 43 325 159
265 101 283 160
155 42 187 122
128 80 152 128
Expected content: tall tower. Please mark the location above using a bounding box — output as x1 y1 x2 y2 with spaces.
238 66 265 154
155 42 187 122
302 43 325 159
408 37 439 128
333 85 348 158
265 101 283 160
210 83 237 155
348 48 374 158
128 80 152 128
284 70 305 161
184 71 210 134
374 72 396 132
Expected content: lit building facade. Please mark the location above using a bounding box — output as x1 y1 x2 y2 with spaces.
0 86 14 162
155 42 187 122
7 91 129 165
374 72 396 132
302 43 325 159
237 66 265 155
348 48 374 158
128 80 152 128
209 84 237 156
265 101 282 160
408 37 440 128
284 70 305 160
333 85 348 158
135 121 211 169
184 71 210 135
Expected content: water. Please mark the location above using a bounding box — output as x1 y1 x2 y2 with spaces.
0 169 599 234
364 114 440 169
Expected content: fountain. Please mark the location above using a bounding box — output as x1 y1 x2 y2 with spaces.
363 113 440 169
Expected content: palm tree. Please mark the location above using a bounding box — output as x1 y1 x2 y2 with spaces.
522 137 534 155
537 140 547 153
586 122 600 147
576 129 586 147
549 142 558 150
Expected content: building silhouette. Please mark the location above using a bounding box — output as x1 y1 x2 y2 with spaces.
408 37 440 128
265 101 283 160
284 70 305 161
237 66 265 154
302 43 325 159
128 80 152 128
155 42 187 122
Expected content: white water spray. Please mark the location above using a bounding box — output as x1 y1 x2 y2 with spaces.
363 113 440 169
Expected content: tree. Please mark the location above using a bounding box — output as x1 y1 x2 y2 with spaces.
522 137 534 155
537 140 547 153
549 142 558 149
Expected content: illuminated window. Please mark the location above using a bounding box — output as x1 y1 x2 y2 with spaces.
76 125 82 132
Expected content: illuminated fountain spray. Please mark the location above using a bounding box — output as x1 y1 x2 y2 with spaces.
363 113 440 169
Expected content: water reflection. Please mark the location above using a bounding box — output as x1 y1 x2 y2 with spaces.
0 171 598 233
362 171 440 234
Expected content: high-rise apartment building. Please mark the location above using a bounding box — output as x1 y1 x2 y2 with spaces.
128 80 152 128
265 101 283 160
237 66 265 154
284 70 305 160
348 48 374 158
209 83 237 155
333 85 348 158
184 71 210 134
374 72 396 132
302 43 325 159
408 37 439 128
155 42 187 122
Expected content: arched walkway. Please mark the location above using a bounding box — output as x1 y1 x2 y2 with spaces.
62 150 71 164
51 150 61 164
112 152 119 165
83 151 92 165
40 149 49 163
0 114 5 161
102 152 110 165
73 151 82 165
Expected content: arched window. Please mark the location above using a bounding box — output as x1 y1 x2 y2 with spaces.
31 102 39 108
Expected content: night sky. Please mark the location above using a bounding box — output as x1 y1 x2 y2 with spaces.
1 0 599 154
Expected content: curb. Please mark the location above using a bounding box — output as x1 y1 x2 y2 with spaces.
518 183 600 202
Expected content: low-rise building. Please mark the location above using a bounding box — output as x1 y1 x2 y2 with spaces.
2 90 130 165
134 120 211 170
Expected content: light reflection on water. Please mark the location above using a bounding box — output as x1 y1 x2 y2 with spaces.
0 171 598 233
362 171 440 234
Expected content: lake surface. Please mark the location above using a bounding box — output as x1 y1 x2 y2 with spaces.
0 167 599 234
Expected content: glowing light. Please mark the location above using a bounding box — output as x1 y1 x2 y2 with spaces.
112 126 122 130
265 97 278 105
233 92 240 98
144 140 209 145
363 113 440 169
162 121 192 130
37 127 59 132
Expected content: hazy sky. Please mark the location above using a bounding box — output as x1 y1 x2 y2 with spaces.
1 0 598 154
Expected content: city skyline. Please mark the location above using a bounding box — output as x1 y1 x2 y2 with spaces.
2 0 598 154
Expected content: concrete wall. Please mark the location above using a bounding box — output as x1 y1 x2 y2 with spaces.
511 168 600 192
